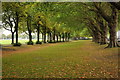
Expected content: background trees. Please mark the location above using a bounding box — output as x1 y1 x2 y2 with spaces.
2 2 120 48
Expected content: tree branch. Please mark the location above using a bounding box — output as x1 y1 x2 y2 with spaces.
93 3 111 22
3 25 11 31
24 31 29 35
109 2 120 10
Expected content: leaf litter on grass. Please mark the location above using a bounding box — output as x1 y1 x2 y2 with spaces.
2 40 119 78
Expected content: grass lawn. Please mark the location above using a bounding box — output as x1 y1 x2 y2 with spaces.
2 40 119 78
0 39 42 45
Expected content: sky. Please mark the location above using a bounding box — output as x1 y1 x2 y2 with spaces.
2 30 11 36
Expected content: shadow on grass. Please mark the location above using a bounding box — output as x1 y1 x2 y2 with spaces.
2 47 16 51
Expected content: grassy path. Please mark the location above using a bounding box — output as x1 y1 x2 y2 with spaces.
2 40 119 78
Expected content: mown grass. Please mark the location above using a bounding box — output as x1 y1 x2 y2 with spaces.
0 39 40 45
2 40 119 78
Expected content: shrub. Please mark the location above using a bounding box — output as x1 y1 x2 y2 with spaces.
27 41 34 45
36 41 42 44
13 43 22 46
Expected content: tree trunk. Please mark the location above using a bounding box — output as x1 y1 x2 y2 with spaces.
59 33 61 42
100 34 104 44
50 32 52 42
37 25 40 42
102 26 107 44
15 12 19 44
15 27 18 44
43 26 46 43
100 30 107 45
53 28 56 43
68 33 70 41
103 26 107 44
43 33 46 43
47 32 49 42
42 33 44 42
56 34 59 42
62 33 65 42
95 31 101 43
106 22 119 48
27 16 32 42
11 32 14 44
90 30 96 42
28 31 32 42
97 15 107 45
92 35 95 42
106 6 120 48
65 33 67 42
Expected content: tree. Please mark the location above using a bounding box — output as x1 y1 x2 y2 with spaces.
22 3 36 45
2 2 24 45
2 3 16 44
94 2 120 48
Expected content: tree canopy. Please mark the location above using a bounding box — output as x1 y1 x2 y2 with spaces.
2 2 120 48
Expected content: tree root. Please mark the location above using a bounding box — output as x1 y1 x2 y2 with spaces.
104 42 120 49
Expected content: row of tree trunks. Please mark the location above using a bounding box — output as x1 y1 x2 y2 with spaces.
91 27 107 45
40 31 70 43
65 32 70 42
88 19 102 43
94 3 120 48
92 30 101 43
96 14 108 45
86 15 108 46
